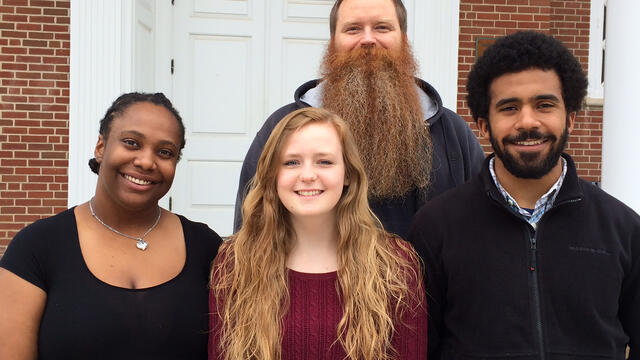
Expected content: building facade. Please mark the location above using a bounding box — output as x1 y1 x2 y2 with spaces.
0 0 610 255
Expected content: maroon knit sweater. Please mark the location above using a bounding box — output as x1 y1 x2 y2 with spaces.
208 267 427 359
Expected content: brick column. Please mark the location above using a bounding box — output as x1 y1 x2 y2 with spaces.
0 0 70 255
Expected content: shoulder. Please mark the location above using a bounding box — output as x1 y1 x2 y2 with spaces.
210 238 235 283
409 176 484 243
248 80 316 156
386 236 421 269
10 208 76 247
441 107 472 130
261 79 317 135
0 208 75 290
176 214 223 251
250 102 307 153
263 103 302 129
579 179 640 225
420 176 483 218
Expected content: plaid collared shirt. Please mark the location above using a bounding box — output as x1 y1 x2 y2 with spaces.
489 157 567 229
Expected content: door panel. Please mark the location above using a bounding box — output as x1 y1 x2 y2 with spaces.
171 0 266 235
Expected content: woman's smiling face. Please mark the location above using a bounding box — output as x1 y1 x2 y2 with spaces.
276 122 348 223
94 101 182 211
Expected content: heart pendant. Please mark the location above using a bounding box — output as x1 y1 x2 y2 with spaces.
136 239 148 251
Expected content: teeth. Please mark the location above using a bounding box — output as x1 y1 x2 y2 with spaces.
297 190 322 196
516 139 544 146
124 174 151 185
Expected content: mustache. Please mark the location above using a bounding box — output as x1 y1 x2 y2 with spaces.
504 130 557 144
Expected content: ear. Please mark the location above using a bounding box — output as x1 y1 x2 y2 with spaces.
477 117 490 140
567 111 576 134
343 175 350 186
94 135 105 163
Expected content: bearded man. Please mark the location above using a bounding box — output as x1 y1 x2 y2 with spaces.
409 31 639 359
234 0 484 238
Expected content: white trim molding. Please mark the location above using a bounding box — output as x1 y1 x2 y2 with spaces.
68 1 135 207
587 0 605 100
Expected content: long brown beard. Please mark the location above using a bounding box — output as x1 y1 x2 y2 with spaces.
320 41 432 199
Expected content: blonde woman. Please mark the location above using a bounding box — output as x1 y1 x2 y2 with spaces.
209 107 427 359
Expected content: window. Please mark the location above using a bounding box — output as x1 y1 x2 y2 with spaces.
587 0 606 101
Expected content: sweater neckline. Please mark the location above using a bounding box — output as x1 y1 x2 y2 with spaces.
287 268 337 280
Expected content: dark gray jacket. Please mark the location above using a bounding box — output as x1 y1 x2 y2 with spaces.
234 79 485 238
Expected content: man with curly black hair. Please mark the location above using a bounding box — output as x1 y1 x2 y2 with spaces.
408 31 639 359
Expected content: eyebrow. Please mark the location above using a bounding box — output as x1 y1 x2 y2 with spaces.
340 19 395 29
282 152 336 158
494 94 560 108
119 130 179 149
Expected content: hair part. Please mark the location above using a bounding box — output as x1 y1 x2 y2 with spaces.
466 30 588 123
88 92 186 174
211 107 422 359
329 0 408 37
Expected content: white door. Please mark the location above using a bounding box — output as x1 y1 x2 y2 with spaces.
169 0 331 236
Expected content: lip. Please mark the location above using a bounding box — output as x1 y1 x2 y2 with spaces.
508 138 549 152
121 173 157 188
295 189 324 197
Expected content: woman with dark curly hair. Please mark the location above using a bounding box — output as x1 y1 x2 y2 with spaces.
0 92 222 359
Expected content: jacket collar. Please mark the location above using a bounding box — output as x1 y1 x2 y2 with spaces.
481 153 583 206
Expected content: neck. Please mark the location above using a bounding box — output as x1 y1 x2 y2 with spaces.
286 214 339 273
493 157 563 209
91 187 160 231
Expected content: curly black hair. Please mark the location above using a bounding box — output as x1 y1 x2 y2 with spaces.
88 92 186 174
466 31 588 123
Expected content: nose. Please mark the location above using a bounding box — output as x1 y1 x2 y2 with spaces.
359 27 376 47
299 164 317 183
515 105 541 130
133 149 156 171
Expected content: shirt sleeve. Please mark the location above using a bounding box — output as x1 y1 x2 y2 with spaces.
0 220 50 292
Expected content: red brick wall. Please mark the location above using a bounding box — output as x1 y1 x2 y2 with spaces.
0 0 70 256
458 0 602 182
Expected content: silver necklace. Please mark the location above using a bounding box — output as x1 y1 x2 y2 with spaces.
89 197 161 251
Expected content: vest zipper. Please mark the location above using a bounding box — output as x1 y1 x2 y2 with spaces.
528 229 545 360
486 183 582 360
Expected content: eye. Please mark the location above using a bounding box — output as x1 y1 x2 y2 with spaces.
158 149 175 159
499 105 517 112
318 159 334 166
344 26 360 34
122 138 139 148
538 102 555 110
283 159 299 167
375 24 391 32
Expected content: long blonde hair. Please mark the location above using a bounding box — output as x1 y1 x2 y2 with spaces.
211 107 422 359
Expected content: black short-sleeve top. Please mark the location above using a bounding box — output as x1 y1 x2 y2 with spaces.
0 208 222 360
